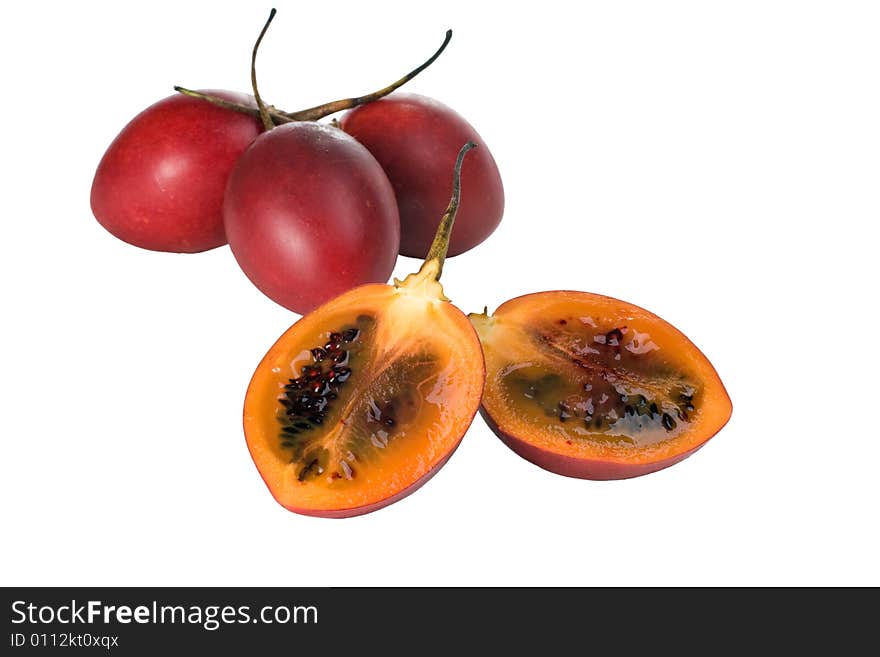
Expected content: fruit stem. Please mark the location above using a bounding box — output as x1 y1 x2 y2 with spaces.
280 30 452 122
173 87 246 115
174 29 451 126
173 87 291 124
394 142 475 299
251 8 277 132
422 141 477 279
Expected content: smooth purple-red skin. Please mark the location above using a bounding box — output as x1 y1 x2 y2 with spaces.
480 408 707 481
223 122 400 314
90 90 262 253
340 93 504 258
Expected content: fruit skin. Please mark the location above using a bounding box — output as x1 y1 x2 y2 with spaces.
224 122 400 314
90 90 262 253
340 93 504 258
244 282 485 518
473 291 732 481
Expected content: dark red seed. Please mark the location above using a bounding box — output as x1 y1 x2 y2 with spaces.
301 365 320 379
311 347 327 362
342 328 360 342
335 367 352 382
662 413 677 431
606 328 623 346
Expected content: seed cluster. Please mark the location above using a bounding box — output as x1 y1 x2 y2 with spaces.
519 323 700 436
279 328 360 452
556 387 695 433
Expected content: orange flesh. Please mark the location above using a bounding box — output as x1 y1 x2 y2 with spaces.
245 283 484 515
472 291 731 468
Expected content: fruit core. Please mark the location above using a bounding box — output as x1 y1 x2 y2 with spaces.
273 309 453 485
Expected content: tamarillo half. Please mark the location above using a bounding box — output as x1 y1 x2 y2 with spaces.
470 292 731 480
244 144 484 517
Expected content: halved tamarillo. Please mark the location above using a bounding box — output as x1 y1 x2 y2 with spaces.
244 143 484 518
470 292 731 480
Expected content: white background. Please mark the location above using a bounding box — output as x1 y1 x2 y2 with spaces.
2 0 878 586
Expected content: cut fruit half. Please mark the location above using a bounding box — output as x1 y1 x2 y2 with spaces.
470 291 731 480
244 143 484 517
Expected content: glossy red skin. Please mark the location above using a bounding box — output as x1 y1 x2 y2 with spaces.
341 93 504 258
91 90 261 253
223 122 400 314
480 409 709 481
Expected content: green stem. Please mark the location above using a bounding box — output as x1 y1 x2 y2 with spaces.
280 29 452 122
422 142 477 280
251 8 277 132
